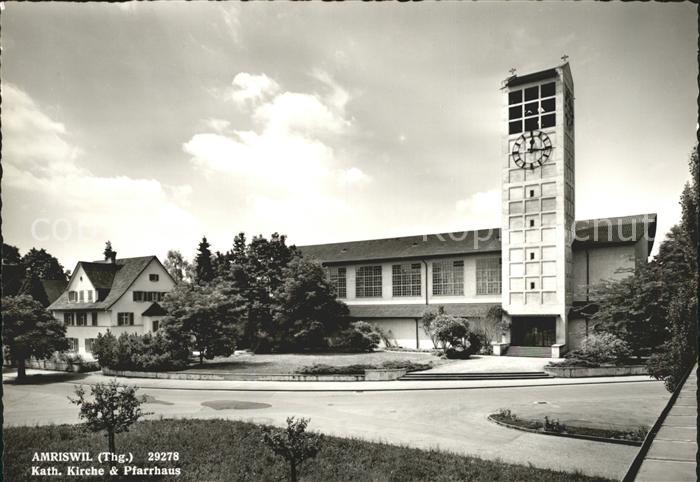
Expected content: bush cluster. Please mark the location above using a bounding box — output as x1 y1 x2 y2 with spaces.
91 331 189 372
561 332 632 367
422 307 483 359
297 360 433 375
331 322 381 353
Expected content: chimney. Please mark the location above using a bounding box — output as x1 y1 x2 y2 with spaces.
108 252 117 264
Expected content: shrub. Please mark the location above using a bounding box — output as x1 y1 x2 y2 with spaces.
331 321 381 353
92 330 189 372
262 417 322 482
471 328 493 355
433 315 470 349
380 360 433 372
296 360 433 375
546 358 600 368
565 332 631 365
443 331 482 359
69 380 150 453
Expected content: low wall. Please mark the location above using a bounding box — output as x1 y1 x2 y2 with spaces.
102 367 365 382
19 358 100 373
364 368 406 381
544 365 647 378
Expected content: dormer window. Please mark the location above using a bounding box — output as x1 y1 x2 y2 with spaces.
149 274 159 282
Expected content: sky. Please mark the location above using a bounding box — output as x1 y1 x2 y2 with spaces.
1 2 697 270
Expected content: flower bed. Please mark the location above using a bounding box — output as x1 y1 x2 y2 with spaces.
489 409 647 446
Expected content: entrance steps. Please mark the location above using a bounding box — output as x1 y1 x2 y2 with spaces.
506 346 552 358
399 371 553 381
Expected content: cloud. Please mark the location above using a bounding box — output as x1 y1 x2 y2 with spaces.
185 71 364 194
203 118 232 134
230 72 279 106
455 189 501 229
1 83 199 266
338 167 371 186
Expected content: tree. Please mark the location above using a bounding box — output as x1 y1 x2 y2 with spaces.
2 242 21 264
2 243 25 296
69 381 150 453
646 145 699 390
18 273 51 307
268 258 349 352
1 295 69 380
588 264 667 358
161 280 244 364
163 250 193 284
421 306 446 348
648 284 698 391
194 237 215 285
262 417 322 482
21 248 67 281
217 233 300 349
103 241 117 261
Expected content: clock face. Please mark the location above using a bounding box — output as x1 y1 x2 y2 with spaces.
511 130 552 170
565 88 574 130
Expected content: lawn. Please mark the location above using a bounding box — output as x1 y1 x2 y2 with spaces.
4 419 611 482
179 350 448 375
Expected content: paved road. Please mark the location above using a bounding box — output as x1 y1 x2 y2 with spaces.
3 373 669 480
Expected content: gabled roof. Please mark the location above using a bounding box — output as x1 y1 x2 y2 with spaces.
299 228 501 265
48 256 158 311
299 214 657 264
41 279 68 305
348 303 498 319
80 262 120 289
142 302 168 317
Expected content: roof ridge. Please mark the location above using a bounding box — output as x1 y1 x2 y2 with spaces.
298 213 656 248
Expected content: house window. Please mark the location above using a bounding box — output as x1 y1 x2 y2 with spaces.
392 263 422 297
152 320 160 332
87 290 93 302
327 267 347 298
135 291 166 302
432 260 464 296
84 338 97 353
149 274 159 282
66 338 79 352
356 265 383 298
476 257 502 295
117 312 135 326
68 291 77 302
79 291 84 302
64 312 75 326
91 312 98 326
76 312 88 326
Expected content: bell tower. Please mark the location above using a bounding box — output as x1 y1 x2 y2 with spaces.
500 62 575 357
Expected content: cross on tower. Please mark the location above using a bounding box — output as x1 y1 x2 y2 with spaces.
508 68 517 76
561 54 569 63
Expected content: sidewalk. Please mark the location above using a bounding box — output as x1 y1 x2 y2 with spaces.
634 365 697 481
2 368 658 392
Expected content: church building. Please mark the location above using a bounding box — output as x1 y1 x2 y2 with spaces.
299 62 656 358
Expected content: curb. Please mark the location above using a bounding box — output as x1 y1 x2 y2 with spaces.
487 415 643 447
62 376 659 393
